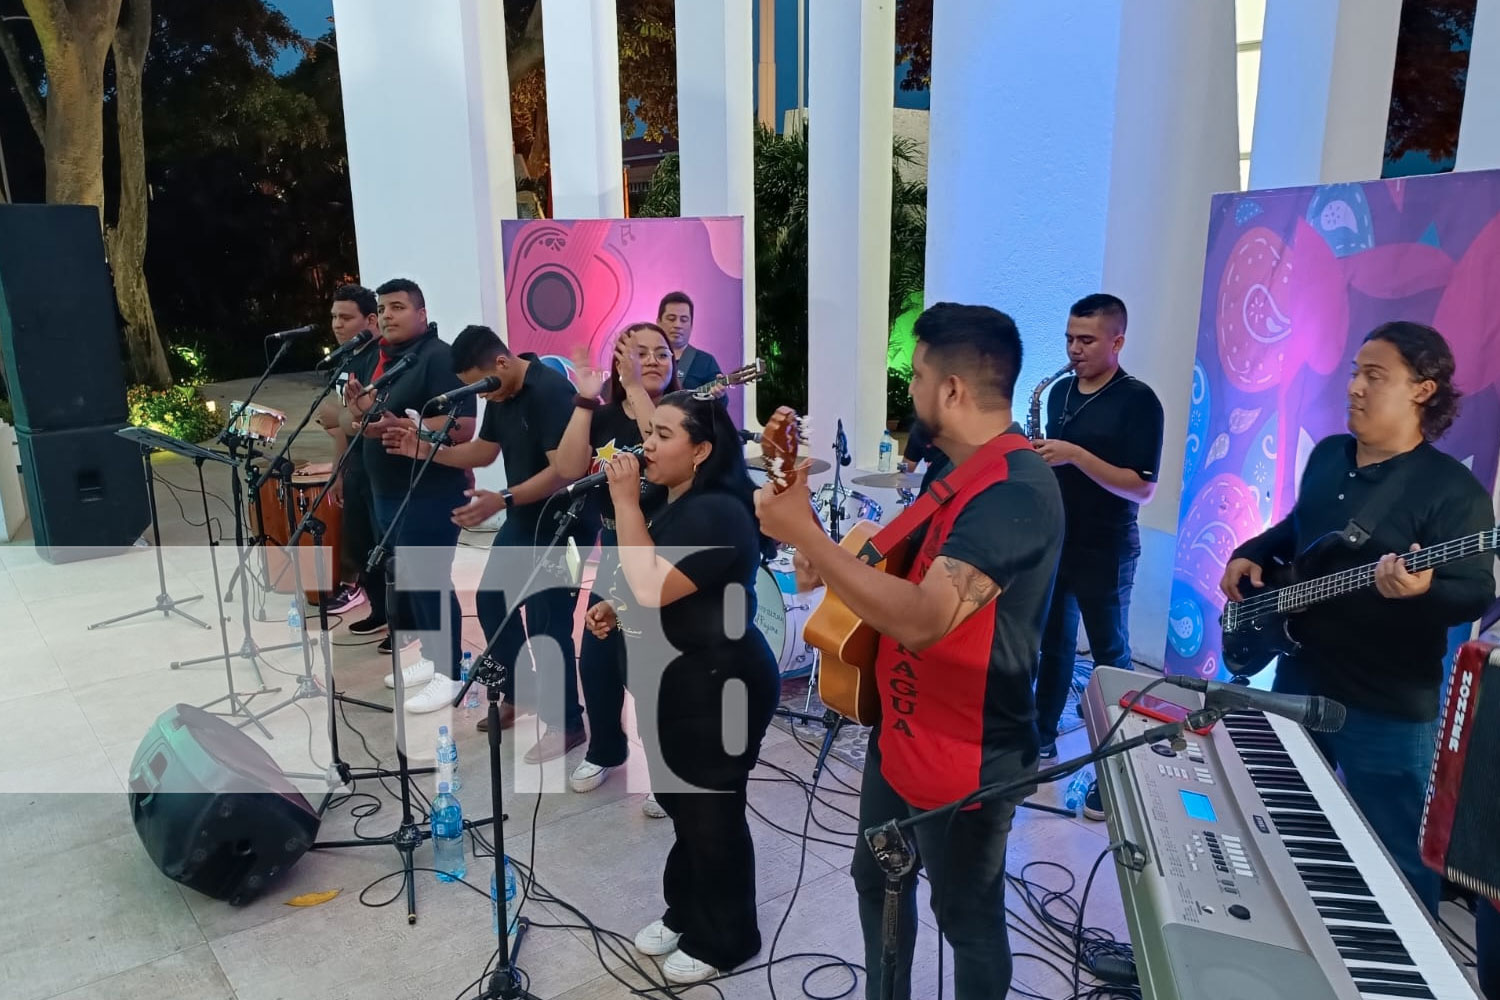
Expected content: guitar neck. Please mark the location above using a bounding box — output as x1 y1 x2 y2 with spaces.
1276 529 1499 612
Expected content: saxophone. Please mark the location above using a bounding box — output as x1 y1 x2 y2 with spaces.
1027 363 1075 441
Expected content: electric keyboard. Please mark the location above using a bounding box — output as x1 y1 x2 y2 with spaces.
1080 667 1479 1000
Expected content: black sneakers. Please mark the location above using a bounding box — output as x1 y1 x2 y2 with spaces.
347 614 388 637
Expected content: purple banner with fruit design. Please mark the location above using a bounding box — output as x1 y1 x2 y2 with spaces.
1167 170 1500 680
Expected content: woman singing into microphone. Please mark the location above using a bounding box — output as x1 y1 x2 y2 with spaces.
555 324 678 810
591 390 780 985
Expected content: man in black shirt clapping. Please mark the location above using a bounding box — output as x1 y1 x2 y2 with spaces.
1222 321 1496 917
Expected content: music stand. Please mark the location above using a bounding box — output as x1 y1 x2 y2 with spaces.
114 427 276 736
88 436 210 632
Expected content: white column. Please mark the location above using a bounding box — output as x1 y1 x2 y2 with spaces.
542 0 623 219
1457 0 1500 171
806 0 895 468
333 0 514 494
1248 0 1403 189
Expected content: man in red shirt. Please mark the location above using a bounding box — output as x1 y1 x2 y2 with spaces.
757 303 1064 1000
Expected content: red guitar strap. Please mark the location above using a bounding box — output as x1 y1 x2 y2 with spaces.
854 432 1032 565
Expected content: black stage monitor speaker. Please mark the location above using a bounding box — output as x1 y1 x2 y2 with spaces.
128 703 320 906
15 423 148 562
0 204 130 433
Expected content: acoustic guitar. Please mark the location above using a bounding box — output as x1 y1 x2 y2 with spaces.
758 407 905 726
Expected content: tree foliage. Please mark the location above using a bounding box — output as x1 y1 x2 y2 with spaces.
1385 0 1476 165
895 0 933 92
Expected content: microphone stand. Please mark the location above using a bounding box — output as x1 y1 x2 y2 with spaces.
311 403 492 925
452 491 587 1000
863 703 1230 1000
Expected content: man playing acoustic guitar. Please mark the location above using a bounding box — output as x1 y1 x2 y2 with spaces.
756 304 1064 1000
1220 321 1495 917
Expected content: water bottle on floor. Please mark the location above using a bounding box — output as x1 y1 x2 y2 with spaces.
1064 766 1094 818
490 855 519 946
436 725 460 794
287 598 302 634
460 652 480 716
432 782 466 882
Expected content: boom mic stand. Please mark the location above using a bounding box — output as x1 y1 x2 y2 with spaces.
864 702 1230 1000
452 491 588 1000
311 402 492 924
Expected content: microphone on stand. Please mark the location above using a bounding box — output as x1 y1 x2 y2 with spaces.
318 329 375 369
1163 676 1347 732
834 419 851 467
428 375 501 410
356 353 416 400
737 428 761 444
267 324 318 341
556 445 646 497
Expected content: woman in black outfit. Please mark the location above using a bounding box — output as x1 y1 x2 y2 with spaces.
555 324 678 810
592 389 780 985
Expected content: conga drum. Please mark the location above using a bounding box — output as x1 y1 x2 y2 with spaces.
257 463 344 604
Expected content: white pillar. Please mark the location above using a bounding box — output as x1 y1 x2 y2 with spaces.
542 0 624 219
1457 0 1500 171
806 0 895 468
333 0 514 494
676 0 757 421
1248 0 1403 189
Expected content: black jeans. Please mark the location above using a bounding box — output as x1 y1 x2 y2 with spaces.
1035 544 1138 744
372 491 463 676
655 779 762 971
339 458 382 604
1479 896 1498 1000
475 526 583 733
578 590 629 767
852 730 1031 1000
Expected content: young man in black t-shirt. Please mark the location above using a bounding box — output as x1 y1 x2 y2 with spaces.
1222 322 1495 917
345 279 476 710
1033 295 1163 820
385 325 593 763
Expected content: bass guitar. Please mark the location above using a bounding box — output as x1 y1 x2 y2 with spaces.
1221 525 1500 678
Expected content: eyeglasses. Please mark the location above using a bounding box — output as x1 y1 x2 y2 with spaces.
635 349 673 363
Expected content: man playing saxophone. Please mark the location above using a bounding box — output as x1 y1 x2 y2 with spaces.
1031 294 1163 819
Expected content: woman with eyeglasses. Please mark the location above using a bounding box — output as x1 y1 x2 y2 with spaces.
556 324 680 812
591 390 780 985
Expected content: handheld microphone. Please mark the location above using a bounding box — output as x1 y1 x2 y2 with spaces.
428 375 501 410
268 324 317 340
1163 676 1347 732
737 428 761 444
318 329 375 369
558 445 645 497
360 353 416 397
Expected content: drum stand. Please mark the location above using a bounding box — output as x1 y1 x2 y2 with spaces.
88 443 211 632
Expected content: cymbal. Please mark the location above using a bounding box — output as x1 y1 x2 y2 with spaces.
851 471 924 490
749 454 832 477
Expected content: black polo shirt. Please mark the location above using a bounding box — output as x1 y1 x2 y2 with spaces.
1044 368 1163 552
479 354 599 544
1233 434 1495 720
360 327 474 497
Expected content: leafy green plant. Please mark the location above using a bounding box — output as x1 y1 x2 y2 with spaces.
167 341 213 386
0 397 12 427
887 366 915 431
127 384 219 443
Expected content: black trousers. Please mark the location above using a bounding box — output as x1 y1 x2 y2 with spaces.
578 590 630 767
339 458 383 610
655 779 762 971
851 730 1031 1000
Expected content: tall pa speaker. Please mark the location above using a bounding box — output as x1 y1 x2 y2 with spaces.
0 204 131 432
14 422 148 562
128 703 320 906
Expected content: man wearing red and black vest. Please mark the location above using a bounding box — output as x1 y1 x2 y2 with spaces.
757 303 1064 1000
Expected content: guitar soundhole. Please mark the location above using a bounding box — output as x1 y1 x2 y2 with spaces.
526 271 578 332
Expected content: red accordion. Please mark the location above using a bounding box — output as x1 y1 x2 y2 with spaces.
1420 640 1500 901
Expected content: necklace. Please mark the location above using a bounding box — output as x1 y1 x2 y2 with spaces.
1057 373 1133 432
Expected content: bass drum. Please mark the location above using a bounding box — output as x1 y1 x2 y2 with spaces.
753 550 823 678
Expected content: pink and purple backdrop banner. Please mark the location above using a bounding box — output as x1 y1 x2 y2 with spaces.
501 217 746 426
1167 170 1500 680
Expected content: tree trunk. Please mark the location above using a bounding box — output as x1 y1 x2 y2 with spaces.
25 0 122 208
107 0 169 387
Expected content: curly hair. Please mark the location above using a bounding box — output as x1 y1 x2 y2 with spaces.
1363 321 1462 441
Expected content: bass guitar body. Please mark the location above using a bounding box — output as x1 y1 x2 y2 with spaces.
1220 537 1335 679
803 521 911 726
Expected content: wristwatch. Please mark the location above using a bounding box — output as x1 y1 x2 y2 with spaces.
501 489 515 510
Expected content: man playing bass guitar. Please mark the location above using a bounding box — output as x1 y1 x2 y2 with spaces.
1220 322 1495 916
757 304 1063 1000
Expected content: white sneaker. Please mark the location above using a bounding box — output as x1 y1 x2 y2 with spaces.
633 919 681 957
662 949 719 984
384 657 435 690
642 793 667 819
403 673 462 714
569 760 614 793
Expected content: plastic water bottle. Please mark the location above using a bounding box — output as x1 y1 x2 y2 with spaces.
286 598 302 634
431 782 466 882
1064 766 1095 817
878 430 895 472
436 725 460 794
490 855 519 944
460 652 481 715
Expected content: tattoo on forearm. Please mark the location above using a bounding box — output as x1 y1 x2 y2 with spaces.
939 556 1000 607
